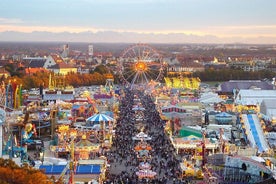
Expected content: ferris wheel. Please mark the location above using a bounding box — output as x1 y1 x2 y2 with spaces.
117 43 165 89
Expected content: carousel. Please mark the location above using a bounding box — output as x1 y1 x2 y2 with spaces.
74 134 100 160
50 125 101 159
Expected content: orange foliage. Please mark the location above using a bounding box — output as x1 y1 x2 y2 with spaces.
5 71 113 89
0 158 62 184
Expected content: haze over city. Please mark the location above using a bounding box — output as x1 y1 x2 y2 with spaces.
0 0 276 43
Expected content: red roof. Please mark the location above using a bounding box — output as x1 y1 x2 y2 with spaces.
25 68 48 74
51 54 64 63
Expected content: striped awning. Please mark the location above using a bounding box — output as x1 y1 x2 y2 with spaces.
86 113 114 122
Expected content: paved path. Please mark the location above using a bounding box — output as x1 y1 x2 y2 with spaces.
105 90 188 183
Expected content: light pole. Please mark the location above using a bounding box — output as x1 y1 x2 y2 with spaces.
38 111 41 138
40 147 45 165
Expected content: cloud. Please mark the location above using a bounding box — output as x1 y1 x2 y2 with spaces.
0 17 24 24
0 30 276 44
0 25 102 33
204 25 276 37
1 23 276 38
0 23 276 44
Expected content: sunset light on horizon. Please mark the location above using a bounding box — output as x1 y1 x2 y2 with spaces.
0 0 275 43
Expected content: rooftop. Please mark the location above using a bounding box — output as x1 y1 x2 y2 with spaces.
220 80 273 93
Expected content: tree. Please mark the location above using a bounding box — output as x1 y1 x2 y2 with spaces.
4 63 23 77
93 64 109 75
0 158 62 184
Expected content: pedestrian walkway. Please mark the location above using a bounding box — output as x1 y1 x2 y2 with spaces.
105 89 185 183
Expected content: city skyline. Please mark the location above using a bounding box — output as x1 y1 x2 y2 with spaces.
0 0 276 43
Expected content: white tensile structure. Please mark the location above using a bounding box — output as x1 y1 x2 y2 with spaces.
234 89 276 106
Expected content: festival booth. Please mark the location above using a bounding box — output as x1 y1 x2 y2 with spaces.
172 127 219 154
132 106 146 111
162 105 187 114
134 140 152 161
136 169 157 180
93 92 115 113
134 113 145 122
133 98 140 103
161 105 191 126
180 159 203 179
179 127 202 138
139 162 151 170
172 136 218 154
50 125 78 158
40 158 107 183
132 104 146 122
72 104 93 120
155 94 171 104
132 131 152 141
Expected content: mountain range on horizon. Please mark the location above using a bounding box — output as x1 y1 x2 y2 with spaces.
0 31 276 44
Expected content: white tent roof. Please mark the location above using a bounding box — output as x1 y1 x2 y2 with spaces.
199 92 224 104
250 156 265 163
235 89 276 105
132 132 152 140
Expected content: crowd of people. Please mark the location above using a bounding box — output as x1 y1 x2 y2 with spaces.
104 88 190 184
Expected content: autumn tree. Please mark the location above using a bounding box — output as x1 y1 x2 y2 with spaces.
0 158 62 184
93 64 110 75
5 70 115 89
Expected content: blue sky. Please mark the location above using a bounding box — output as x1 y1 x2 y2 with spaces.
0 0 276 41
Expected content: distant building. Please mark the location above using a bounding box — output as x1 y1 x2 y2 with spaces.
219 80 274 96
45 54 62 69
23 57 47 67
61 44 69 58
0 59 13 67
93 52 112 58
165 58 204 74
164 57 180 66
229 60 267 72
48 62 77 75
25 68 48 75
88 44 93 57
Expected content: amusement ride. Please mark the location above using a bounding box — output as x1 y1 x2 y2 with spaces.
117 43 165 90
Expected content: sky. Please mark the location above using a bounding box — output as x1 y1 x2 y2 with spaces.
0 0 276 43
